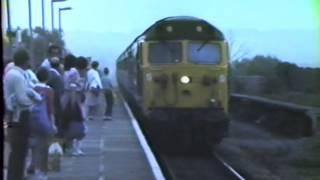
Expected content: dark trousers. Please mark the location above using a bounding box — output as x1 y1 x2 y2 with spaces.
54 98 63 138
104 90 114 116
30 137 50 172
7 110 31 180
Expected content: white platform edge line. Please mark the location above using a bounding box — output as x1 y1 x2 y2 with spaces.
214 153 245 180
123 101 166 180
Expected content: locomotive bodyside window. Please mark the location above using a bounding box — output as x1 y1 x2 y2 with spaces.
148 42 182 64
188 43 221 64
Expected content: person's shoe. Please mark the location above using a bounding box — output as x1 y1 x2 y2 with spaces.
31 171 47 180
104 116 112 121
27 167 35 175
71 149 80 156
37 172 48 180
88 117 94 121
76 148 85 156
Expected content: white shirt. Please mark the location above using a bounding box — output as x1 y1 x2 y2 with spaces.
3 66 42 121
4 62 15 75
41 58 51 69
25 69 39 88
86 68 103 90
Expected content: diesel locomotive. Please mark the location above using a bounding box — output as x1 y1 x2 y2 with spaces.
116 16 230 150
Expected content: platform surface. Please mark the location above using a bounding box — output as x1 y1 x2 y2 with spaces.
48 98 156 180
4 96 157 180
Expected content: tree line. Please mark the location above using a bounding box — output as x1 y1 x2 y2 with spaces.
4 27 66 68
231 55 320 94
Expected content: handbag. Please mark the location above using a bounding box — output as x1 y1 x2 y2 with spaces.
48 142 63 171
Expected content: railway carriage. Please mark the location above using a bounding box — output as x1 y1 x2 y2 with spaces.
117 16 230 150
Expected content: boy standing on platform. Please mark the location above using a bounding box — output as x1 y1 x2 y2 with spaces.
101 67 114 121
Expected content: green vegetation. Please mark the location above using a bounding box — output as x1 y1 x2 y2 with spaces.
227 56 320 179
4 27 65 68
217 120 320 180
231 55 320 107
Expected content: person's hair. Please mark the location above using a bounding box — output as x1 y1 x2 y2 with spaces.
76 56 89 70
47 44 61 55
104 67 109 75
91 61 99 69
64 54 76 71
26 64 32 69
13 48 30 67
36 67 49 82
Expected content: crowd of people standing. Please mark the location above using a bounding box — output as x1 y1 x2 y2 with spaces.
3 45 114 180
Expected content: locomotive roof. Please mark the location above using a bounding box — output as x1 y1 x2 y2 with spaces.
117 16 225 61
138 16 225 41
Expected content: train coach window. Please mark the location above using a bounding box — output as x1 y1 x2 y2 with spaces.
149 42 182 64
188 43 221 64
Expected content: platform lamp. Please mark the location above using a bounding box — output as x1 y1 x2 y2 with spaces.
59 7 72 33
51 0 67 31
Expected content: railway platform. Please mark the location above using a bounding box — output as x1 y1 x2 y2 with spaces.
3 95 164 180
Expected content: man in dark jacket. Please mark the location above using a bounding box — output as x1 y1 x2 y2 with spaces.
47 57 64 137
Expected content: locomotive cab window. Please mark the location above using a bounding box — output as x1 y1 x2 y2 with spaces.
188 42 221 64
148 42 182 64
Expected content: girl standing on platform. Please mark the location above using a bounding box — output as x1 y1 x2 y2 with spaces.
29 67 57 180
61 55 86 156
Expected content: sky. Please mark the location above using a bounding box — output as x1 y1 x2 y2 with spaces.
4 0 320 68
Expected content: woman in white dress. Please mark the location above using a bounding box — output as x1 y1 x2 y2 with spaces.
84 61 103 120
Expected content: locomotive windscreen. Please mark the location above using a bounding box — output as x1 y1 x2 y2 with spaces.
187 42 222 64
148 42 182 64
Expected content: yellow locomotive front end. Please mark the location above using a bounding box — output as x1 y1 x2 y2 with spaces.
142 40 229 112
140 40 230 150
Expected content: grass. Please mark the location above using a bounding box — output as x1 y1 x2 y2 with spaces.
225 91 320 179
215 120 320 180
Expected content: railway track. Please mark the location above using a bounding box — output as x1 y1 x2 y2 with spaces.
121 91 246 180
159 152 246 180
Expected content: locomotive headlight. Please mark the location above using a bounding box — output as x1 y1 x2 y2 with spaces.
219 75 226 83
180 76 191 84
166 26 173 32
196 25 203 32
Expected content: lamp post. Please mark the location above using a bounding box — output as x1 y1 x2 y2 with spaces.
28 0 32 37
6 0 11 33
41 0 45 29
51 0 67 31
58 7 72 33
5 0 14 46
